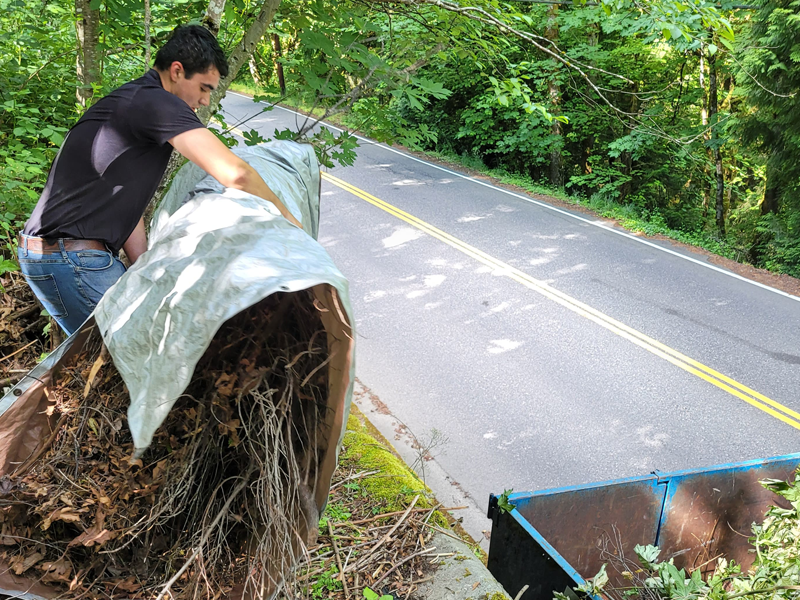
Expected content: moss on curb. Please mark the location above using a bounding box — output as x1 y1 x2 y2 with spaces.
338 408 449 528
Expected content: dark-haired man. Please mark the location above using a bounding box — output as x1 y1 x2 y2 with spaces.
19 25 301 336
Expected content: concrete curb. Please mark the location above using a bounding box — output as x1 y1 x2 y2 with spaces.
415 532 510 600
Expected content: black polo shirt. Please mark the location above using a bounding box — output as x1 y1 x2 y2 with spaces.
24 69 204 253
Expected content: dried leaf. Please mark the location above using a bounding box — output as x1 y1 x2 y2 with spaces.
43 506 85 530
69 527 115 547
10 551 43 574
83 353 105 398
39 558 73 583
107 576 141 593
152 459 168 481
214 372 237 397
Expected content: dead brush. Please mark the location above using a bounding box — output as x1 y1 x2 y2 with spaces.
1 290 332 600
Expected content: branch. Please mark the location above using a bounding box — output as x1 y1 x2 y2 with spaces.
727 586 800 599
19 49 74 90
196 0 282 125
369 0 636 116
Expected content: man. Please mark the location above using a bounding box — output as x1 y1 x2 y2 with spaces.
18 25 301 336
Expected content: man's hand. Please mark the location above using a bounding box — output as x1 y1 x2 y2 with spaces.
169 128 303 230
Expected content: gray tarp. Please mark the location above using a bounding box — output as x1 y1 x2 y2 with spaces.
95 141 353 456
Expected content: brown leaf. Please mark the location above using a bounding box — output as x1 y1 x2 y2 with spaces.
69 509 114 548
214 372 237 397
83 353 106 398
43 506 85 530
152 459 168 481
107 576 141 593
10 552 43 574
69 527 115 547
39 558 73 583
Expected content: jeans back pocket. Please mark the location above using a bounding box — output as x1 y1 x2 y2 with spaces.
23 273 68 318
75 250 114 271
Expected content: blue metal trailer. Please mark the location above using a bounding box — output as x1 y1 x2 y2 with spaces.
487 454 800 600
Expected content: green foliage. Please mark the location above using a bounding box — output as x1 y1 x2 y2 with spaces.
363 588 393 600
577 563 610 596
2 0 799 276
318 501 352 531
496 489 516 514
310 564 343 598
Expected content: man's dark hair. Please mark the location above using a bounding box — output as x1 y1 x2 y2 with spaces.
154 25 229 79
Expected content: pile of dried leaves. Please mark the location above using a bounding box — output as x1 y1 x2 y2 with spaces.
0 291 331 600
284 463 465 599
1 272 53 387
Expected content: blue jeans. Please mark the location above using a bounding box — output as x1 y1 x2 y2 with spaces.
17 237 126 336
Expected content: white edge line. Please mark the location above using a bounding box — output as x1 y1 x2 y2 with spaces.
228 91 800 304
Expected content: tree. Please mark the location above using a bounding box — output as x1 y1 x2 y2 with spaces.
737 0 800 217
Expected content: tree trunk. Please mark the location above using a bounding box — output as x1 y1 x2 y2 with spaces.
699 52 710 218
581 22 598 176
619 82 639 202
546 4 562 187
762 154 781 215
708 48 725 236
203 0 227 36
271 33 286 95
144 0 151 68
75 0 101 106
196 0 282 125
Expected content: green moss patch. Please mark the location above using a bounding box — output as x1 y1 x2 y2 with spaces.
338 410 449 528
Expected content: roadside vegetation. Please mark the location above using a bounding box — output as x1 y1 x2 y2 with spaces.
230 0 800 278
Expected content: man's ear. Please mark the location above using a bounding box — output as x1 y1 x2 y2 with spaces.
168 61 184 82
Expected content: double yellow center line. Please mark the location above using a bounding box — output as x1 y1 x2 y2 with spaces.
321 172 800 432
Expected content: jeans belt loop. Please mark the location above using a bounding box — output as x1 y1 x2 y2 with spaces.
58 238 69 260
22 235 28 258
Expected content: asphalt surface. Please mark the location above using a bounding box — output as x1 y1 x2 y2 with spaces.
220 93 800 543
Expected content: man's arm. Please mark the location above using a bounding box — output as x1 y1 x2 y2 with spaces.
122 217 147 264
169 128 303 229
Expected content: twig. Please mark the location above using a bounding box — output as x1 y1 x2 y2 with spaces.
328 520 350 598
727 586 800 599
330 470 380 490
346 506 442 525
372 546 436 589
426 523 473 545
361 495 420 562
515 584 530 600
0 339 38 362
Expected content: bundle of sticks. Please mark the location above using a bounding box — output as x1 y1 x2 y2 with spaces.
0 290 331 600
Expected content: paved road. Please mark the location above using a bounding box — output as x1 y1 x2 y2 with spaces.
220 93 800 543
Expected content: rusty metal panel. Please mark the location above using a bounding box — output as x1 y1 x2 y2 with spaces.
512 476 666 587
656 456 799 576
